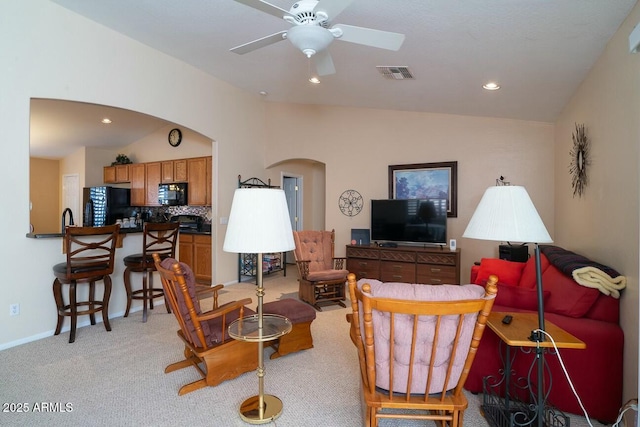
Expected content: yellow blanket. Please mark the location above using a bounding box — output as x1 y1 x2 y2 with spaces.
572 266 627 299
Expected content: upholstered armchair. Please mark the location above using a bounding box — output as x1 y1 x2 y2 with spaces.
293 229 349 311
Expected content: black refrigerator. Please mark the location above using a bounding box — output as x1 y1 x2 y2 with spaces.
82 186 131 227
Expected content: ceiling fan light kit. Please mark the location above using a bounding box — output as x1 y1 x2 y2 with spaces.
231 0 406 77
287 25 335 57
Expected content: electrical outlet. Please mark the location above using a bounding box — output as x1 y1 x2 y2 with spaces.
9 304 19 316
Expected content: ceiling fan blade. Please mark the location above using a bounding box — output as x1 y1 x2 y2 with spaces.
233 0 292 19
314 50 336 76
230 31 287 54
333 24 405 51
314 0 354 20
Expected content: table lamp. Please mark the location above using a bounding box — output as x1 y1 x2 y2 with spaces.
463 184 553 427
223 187 295 424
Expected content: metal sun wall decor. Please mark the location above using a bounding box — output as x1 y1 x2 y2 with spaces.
339 190 363 216
569 123 590 198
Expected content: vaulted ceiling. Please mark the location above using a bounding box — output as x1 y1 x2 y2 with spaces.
33 0 637 157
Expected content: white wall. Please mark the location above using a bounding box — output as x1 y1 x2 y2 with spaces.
554 1 640 405
0 1 267 348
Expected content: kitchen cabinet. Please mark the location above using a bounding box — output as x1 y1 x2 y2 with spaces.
103 164 130 183
113 156 210 207
187 157 209 206
131 162 161 207
145 162 161 206
206 156 212 206
178 233 193 267
161 159 188 183
178 233 211 283
130 163 146 206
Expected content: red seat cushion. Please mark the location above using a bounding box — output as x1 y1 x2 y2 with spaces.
494 284 549 311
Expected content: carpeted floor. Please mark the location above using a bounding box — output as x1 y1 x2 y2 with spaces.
0 271 606 426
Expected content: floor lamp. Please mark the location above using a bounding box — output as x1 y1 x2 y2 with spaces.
463 185 552 427
223 187 295 424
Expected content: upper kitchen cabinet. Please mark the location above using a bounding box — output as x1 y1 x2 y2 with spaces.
145 162 161 206
103 164 130 183
131 162 160 207
187 157 211 206
123 156 211 207
161 159 188 183
130 163 146 206
206 156 212 206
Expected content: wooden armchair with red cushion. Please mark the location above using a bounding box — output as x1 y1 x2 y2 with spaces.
152 253 258 395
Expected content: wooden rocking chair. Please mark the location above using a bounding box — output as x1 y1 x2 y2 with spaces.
152 253 258 396
347 273 498 426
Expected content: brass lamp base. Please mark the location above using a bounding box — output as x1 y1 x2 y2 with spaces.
239 394 283 424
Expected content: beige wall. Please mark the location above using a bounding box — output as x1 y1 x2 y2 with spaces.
29 158 60 234
554 2 640 404
5 2 639 407
264 103 555 280
125 124 212 163
1 1 267 348
266 159 326 230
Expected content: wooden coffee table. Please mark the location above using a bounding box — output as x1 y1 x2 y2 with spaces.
481 311 586 427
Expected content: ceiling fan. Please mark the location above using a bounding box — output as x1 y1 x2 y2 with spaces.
230 0 405 76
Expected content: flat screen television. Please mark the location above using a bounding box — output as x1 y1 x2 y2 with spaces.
371 199 447 246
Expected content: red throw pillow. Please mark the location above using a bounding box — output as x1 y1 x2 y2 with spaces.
519 254 550 289
474 258 526 287
495 283 549 311
542 265 600 318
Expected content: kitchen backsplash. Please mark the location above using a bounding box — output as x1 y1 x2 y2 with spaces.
134 206 212 224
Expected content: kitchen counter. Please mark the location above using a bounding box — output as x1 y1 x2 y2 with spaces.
179 228 211 235
26 224 211 239
26 227 143 239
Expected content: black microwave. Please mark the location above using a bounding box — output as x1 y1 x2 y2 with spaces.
158 183 188 206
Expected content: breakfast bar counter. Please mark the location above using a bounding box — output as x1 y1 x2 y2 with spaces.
25 224 211 336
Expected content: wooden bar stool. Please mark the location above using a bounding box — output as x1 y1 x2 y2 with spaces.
123 222 179 322
52 224 120 343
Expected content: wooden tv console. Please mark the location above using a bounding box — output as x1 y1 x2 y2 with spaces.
346 244 460 284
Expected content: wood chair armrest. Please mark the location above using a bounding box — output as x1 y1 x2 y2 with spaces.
195 283 225 309
197 297 253 322
296 260 311 278
333 257 346 269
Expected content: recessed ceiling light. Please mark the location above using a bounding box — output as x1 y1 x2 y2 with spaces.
259 91 268 96
101 118 112 124
483 82 501 91
309 76 320 84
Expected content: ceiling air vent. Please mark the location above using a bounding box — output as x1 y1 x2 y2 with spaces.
376 66 414 80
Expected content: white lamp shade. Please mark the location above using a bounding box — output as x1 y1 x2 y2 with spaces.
223 188 295 254
463 186 553 243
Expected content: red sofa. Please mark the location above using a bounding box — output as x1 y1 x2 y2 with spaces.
464 247 624 423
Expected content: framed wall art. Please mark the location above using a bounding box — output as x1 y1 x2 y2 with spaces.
389 161 458 217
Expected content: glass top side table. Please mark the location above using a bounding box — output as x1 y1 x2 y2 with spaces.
228 314 292 342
